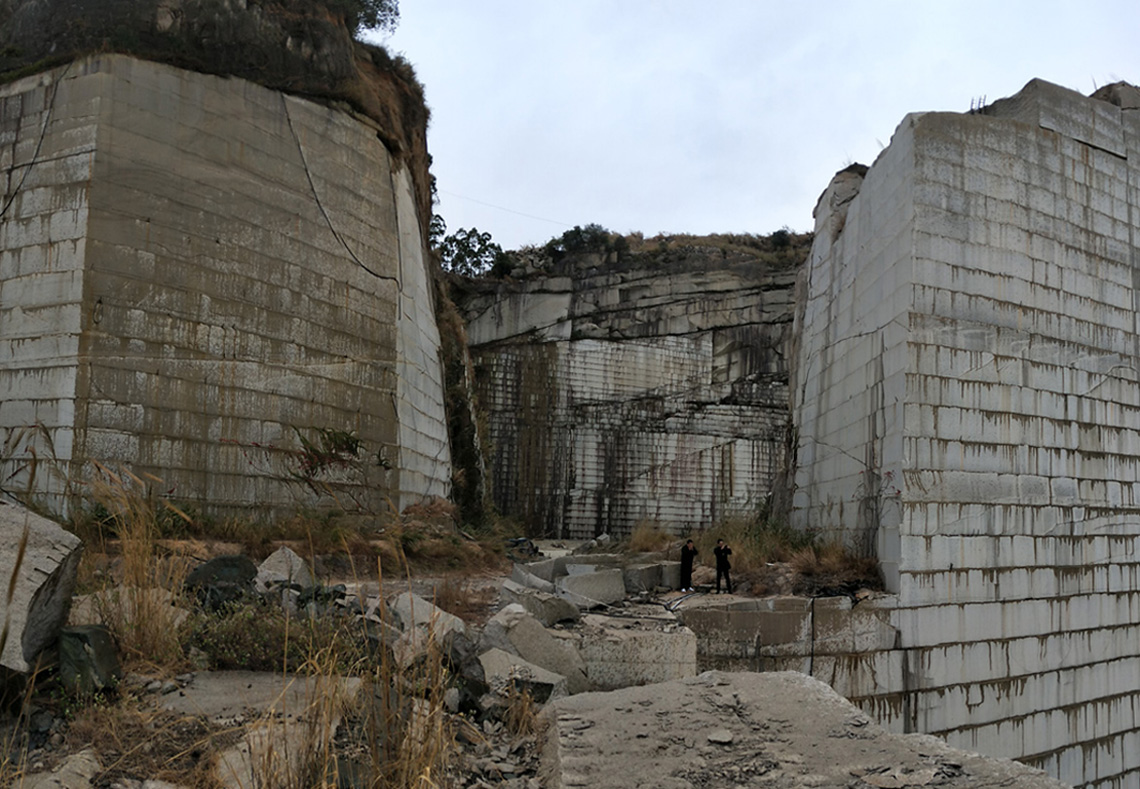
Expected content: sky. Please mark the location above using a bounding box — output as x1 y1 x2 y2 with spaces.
372 1 1140 251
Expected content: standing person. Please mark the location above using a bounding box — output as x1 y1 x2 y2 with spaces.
680 539 698 592
714 539 733 594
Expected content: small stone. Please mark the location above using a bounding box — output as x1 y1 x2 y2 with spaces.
707 729 734 745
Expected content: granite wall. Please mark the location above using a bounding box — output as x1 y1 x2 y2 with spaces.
461 253 796 538
792 78 1140 788
0 55 450 513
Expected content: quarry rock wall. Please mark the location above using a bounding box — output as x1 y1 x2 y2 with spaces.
460 255 795 538
792 78 1140 789
0 55 450 513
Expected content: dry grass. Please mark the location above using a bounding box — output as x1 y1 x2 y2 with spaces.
692 517 881 595
431 574 498 624
692 517 816 575
65 701 221 788
627 521 673 553
789 542 882 595
85 464 191 670
503 684 538 738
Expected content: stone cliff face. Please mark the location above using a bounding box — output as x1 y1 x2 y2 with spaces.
455 241 804 538
0 37 449 510
792 78 1140 788
0 0 432 239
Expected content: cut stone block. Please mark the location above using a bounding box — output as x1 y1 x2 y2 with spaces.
575 614 697 690
556 568 626 609
500 579 580 626
658 561 681 590
511 563 556 593
480 604 589 694
519 558 560 583
622 563 662 593
0 499 83 673
478 647 567 703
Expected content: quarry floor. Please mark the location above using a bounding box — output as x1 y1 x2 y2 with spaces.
2 540 1070 789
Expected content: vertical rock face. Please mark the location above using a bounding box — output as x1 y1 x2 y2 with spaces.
458 249 799 538
792 78 1140 787
0 498 82 673
0 55 449 513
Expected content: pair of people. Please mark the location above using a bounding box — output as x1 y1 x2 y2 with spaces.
679 538 732 594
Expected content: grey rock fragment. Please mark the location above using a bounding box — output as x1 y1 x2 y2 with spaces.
0 500 83 673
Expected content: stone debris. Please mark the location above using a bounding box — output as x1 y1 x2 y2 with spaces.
540 671 1072 789
0 498 83 673
20 748 101 789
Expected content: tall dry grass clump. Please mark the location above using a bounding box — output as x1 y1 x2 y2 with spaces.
87 464 190 669
693 516 817 574
231 558 455 788
628 521 672 553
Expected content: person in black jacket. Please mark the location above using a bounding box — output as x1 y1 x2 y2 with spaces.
713 539 732 594
679 539 697 591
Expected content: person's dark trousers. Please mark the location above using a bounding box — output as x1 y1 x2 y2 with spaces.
716 567 732 594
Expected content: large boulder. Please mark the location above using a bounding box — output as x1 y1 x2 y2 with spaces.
0 499 83 673
480 605 589 694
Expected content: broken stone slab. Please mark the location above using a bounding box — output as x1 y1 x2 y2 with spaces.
59 625 121 696
478 647 568 703
555 568 625 609
511 563 556 593
622 563 661 593
21 747 101 789
480 604 590 694
517 558 560 584
388 591 467 636
389 592 471 667
501 579 580 626
0 499 83 673
255 545 314 593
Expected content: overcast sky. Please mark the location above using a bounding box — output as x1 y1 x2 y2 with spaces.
374 2 1140 251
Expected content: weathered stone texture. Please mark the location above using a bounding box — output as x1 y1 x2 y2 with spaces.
0 498 82 673
792 78 1140 788
462 260 795 538
0 55 450 513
